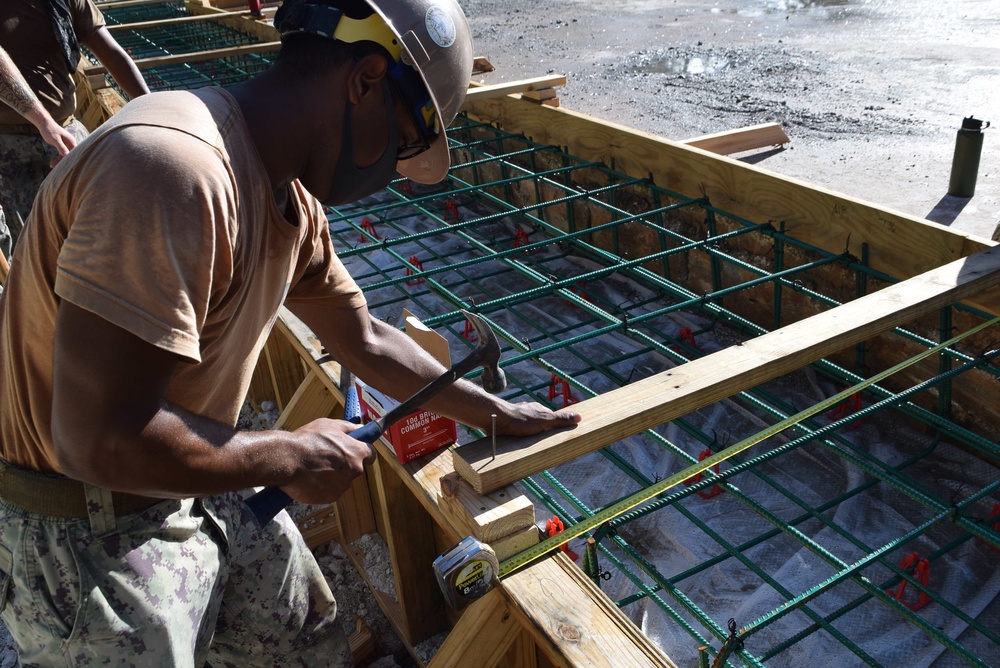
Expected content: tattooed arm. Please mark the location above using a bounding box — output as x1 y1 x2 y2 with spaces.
0 45 77 163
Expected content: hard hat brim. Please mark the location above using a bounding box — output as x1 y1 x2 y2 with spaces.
396 128 450 184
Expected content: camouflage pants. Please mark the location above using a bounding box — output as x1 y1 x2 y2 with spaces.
0 120 89 259
0 487 351 667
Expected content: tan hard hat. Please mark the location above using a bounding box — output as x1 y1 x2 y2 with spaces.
275 0 473 184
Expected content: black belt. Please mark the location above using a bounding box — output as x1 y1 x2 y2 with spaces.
0 458 164 518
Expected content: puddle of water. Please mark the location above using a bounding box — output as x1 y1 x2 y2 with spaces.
708 0 853 19
636 54 732 76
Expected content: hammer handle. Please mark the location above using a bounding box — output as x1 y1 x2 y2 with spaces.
244 386 377 528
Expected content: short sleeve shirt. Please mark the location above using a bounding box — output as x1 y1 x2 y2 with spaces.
0 87 366 472
0 0 105 126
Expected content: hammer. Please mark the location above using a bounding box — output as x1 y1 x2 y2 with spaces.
245 310 506 527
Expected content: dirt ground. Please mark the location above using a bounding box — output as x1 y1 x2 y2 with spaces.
2 2 997 667
464 0 1000 242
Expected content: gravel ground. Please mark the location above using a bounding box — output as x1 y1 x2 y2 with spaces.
462 0 1000 241
3 2 997 666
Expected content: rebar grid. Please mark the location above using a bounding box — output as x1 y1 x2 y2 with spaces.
326 119 1000 666
101 27 1000 664
91 3 275 95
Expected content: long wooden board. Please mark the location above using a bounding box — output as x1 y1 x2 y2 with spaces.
83 42 281 76
105 11 259 31
463 95 1000 316
453 245 1000 494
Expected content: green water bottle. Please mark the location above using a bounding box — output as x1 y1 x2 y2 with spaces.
948 116 990 197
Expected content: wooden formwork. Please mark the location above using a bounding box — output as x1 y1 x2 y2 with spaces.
78 3 1000 665
241 100 1000 667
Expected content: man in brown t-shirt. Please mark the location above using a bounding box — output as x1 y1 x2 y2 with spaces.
0 0 149 259
0 0 580 664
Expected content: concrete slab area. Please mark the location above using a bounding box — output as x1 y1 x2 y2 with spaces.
463 0 1000 242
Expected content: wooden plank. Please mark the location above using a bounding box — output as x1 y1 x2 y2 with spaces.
503 553 677 668
347 616 375 665
427 589 519 668
500 630 538 668
453 245 1000 494
334 470 377 545
83 41 281 76
371 455 448 645
246 346 273 410
473 56 496 75
520 88 559 102
463 75 567 105
94 0 176 9
264 329 306 412
681 122 790 155
490 524 541 562
463 95 1000 316
0 251 8 286
340 540 410 656
405 450 535 544
105 11 255 31
184 1 280 43
296 505 341 550
273 370 337 431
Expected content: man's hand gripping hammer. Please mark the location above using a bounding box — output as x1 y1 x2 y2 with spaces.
245 310 506 527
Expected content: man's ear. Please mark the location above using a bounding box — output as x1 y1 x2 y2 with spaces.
346 53 389 104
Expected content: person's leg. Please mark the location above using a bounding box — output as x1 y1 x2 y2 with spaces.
202 491 351 668
0 497 227 667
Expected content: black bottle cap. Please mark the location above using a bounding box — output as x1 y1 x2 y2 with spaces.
962 116 986 131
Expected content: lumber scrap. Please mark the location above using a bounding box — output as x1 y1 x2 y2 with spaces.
681 122 790 155
462 94 1000 316
348 616 375 665
473 56 496 75
453 245 1000 494
463 75 567 105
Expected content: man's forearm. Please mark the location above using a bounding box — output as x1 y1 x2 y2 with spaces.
61 401 300 498
296 306 508 431
0 46 55 127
